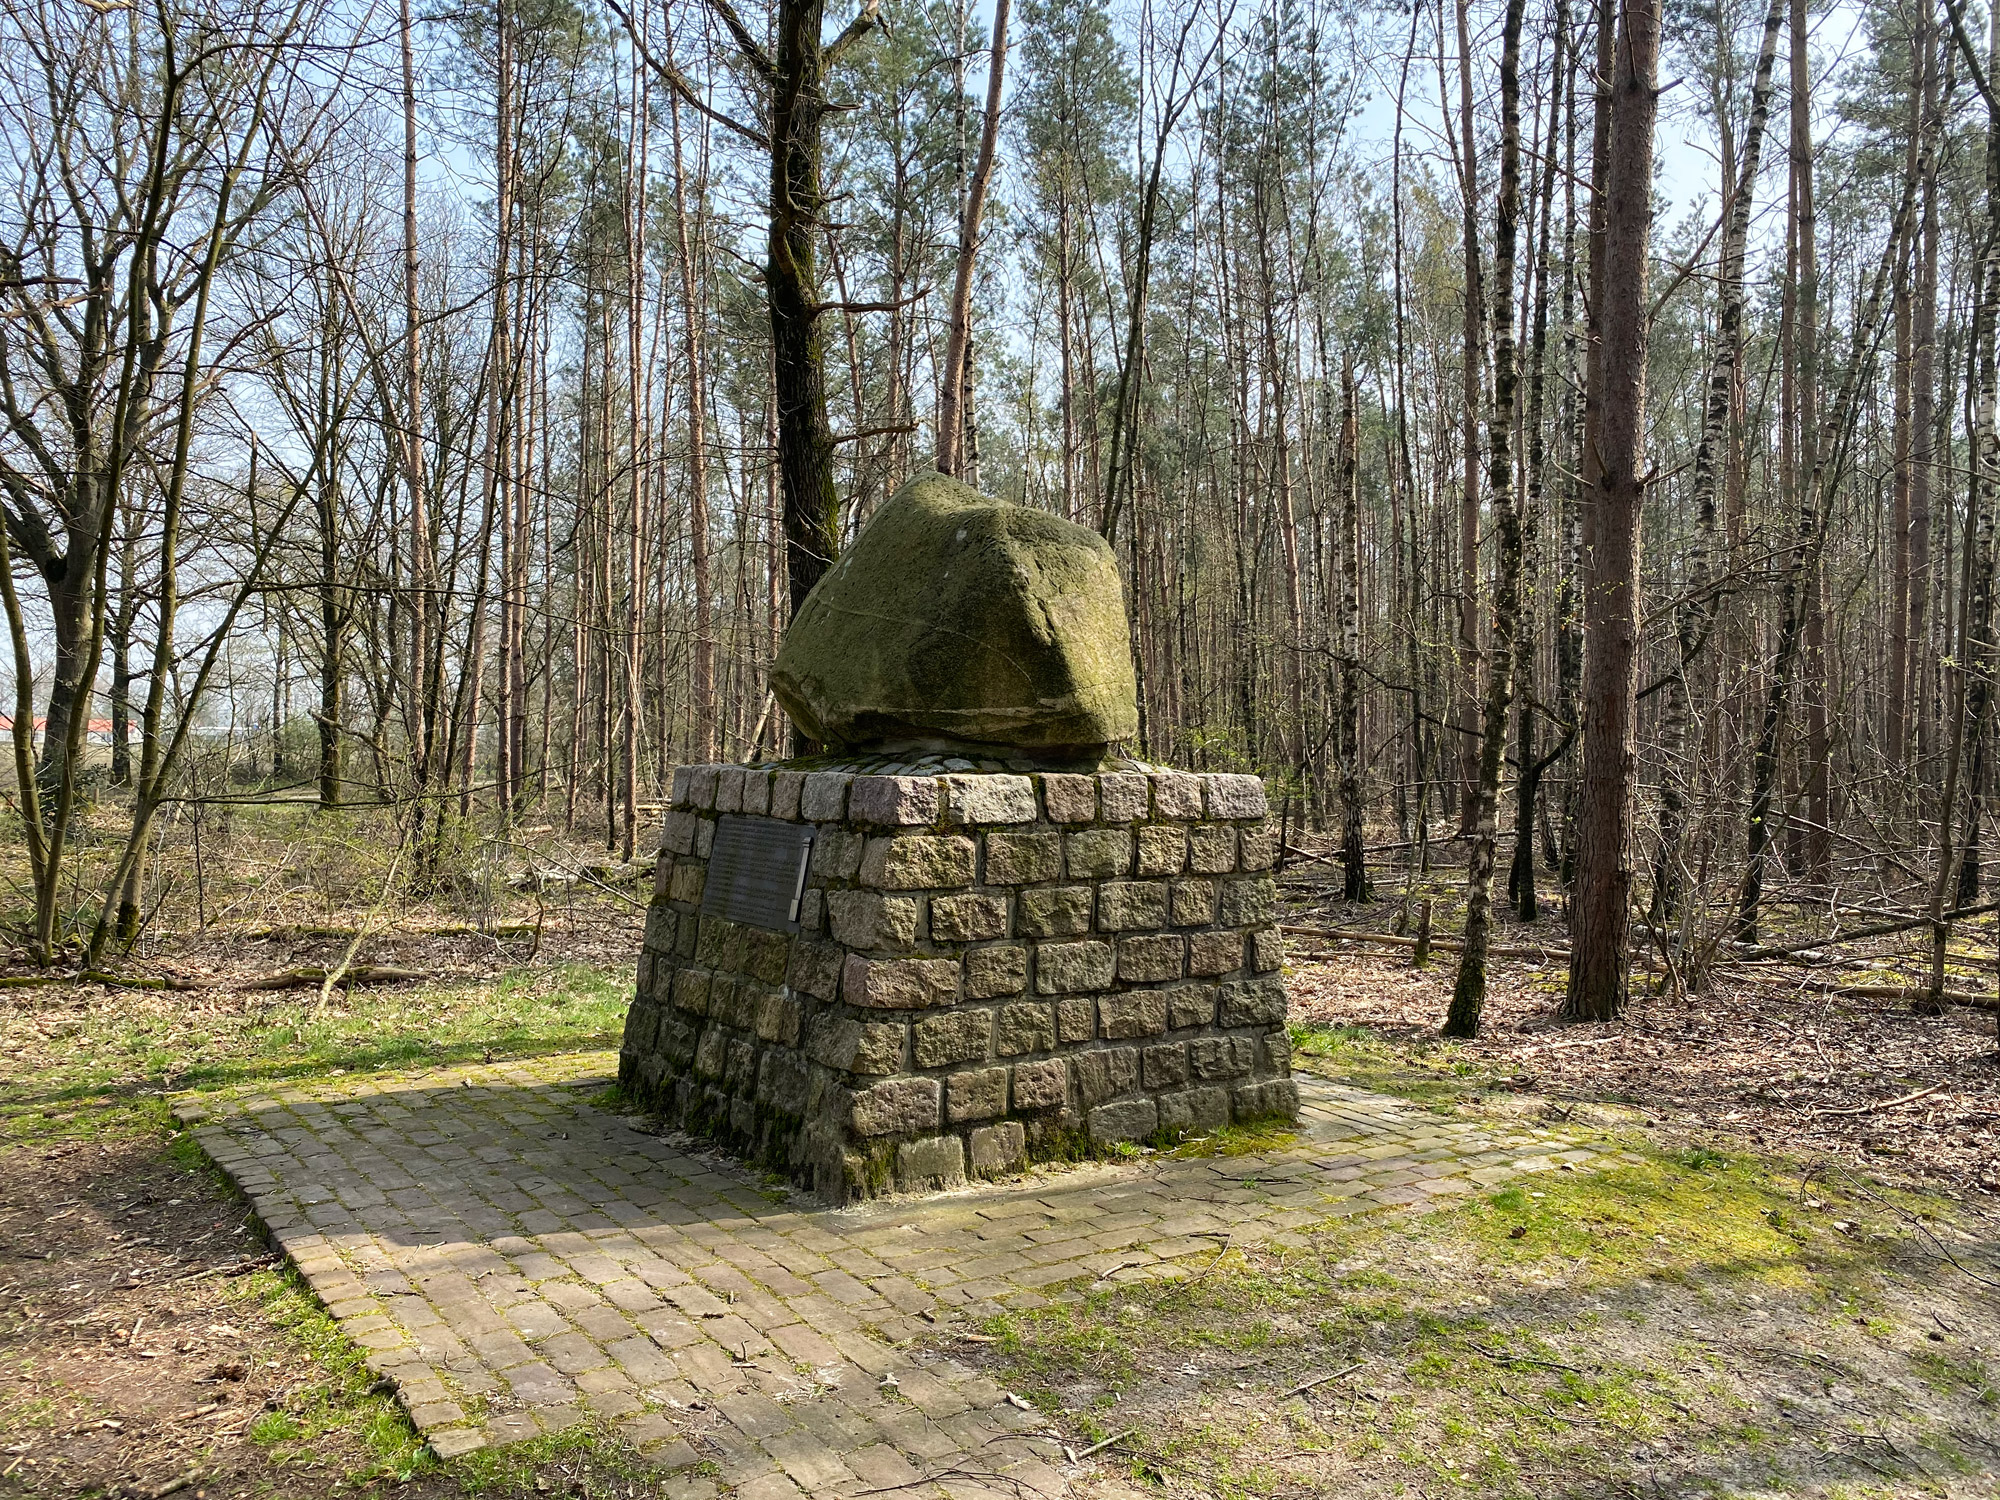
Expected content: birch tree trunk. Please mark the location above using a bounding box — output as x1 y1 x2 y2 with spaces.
1651 0 1783 928
1337 358 1368 899
1453 0 1485 828
670 89 716 764
938 0 1009 479
1443 0 1527 1039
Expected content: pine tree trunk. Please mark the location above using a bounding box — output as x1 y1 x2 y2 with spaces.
1561 0 1661 1021
1737 0 1819 944
1888 39 1920 784
668 88 716 765
1910 1 1941 791
1952 0 2000 911
765 0 879 622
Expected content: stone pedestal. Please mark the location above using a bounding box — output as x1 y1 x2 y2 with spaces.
620 760 1296 1203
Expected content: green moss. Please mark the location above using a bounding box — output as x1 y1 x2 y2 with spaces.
1910 1347 1997 1401
976 1301 1142 1391
1027 1123 1171 1168
949 1129 1952 1498
770 472 1139 754
1446 1150 1895 1292
1162 1117 1300 1157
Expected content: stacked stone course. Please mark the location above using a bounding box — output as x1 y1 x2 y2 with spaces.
622 764 1295 1203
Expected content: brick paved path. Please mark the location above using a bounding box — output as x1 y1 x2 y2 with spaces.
172 1055 1609 1497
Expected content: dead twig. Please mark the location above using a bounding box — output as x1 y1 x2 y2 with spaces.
316 844 405 1017
1470 1344 1581 1375
1071 1427 1137 1460
170 1254 278 1285
1745 1343 1849 1375
1513 1034 1626 1056
1805 1163 2000 1290
1283 1360 1365 1398
1808 1081 1949 1119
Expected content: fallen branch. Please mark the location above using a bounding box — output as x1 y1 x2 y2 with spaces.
1831 984 1997 1012
0 971 198 991
1071 1427 1137 1460
1739 972 1999 1011
1808 1081 1949 1118
1512 1033 1625 1056
1734 897 2000 961
317 844 405 1016
509 857 654 893
87 971 201 992
1284 925 1568 961
1283 1361 1365 1398
240 921 539 941
239 964 428 992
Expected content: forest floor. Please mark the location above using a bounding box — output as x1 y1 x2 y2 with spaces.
0 810 1996 1498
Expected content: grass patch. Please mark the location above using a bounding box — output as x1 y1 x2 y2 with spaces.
0 960 633 1144
1910 1347 1998 1402
959 1131 1941 1495
974 1244 1696 1489
226 1261 435 1485
448 1425 668 1495
1289 1020 1512 1109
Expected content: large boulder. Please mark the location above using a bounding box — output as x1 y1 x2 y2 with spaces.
771 473 1138 757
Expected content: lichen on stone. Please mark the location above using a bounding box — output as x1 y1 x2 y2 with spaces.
770 472 1139 759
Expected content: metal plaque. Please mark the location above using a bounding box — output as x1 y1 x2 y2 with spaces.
701 815 816 933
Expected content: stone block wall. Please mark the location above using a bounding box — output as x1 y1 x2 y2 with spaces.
621 763 1295 1203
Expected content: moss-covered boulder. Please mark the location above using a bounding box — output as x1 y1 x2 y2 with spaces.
771 473 1138 757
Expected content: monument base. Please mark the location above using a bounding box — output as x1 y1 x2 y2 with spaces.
621 758 1296 1204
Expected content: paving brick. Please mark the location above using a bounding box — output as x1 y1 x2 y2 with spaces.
179 1046 1595 1460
